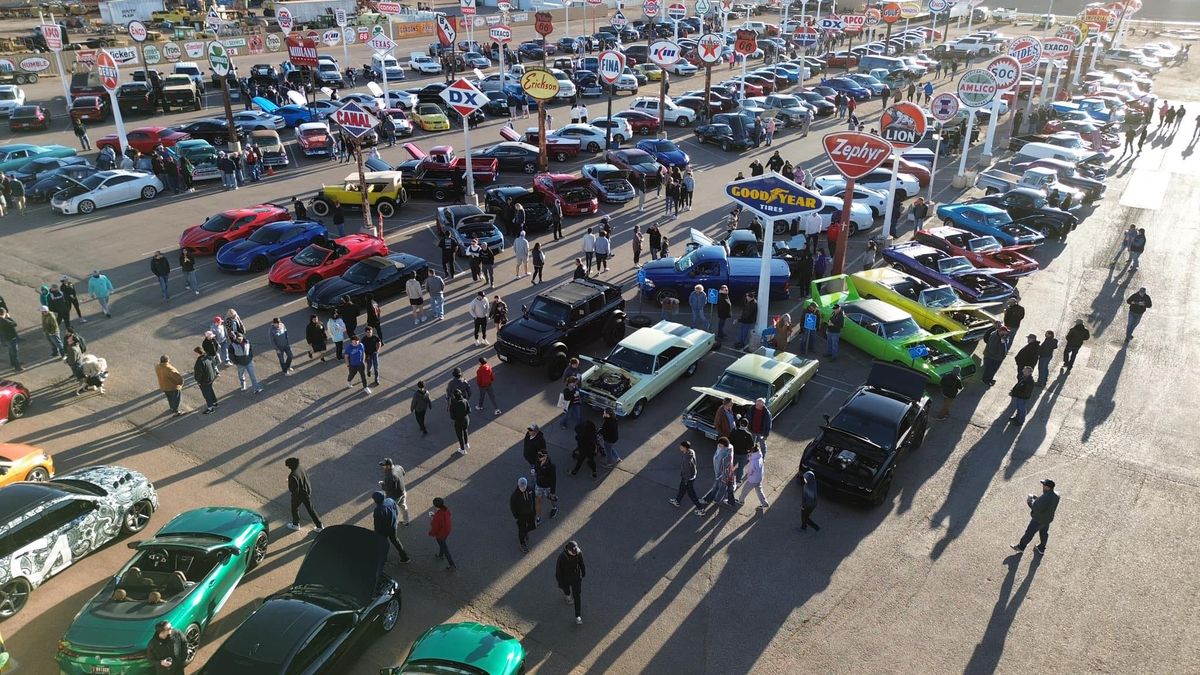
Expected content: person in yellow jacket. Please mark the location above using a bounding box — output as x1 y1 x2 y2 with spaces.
154 355 185 416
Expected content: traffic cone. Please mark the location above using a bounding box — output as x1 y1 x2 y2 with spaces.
266 165 275 177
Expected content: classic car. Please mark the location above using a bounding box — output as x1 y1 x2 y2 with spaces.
809 277 977 384
310 171 408 220
307 253 429 310
799 362 931 505
936 203 1046 247
8 105 51 132
818 185 889 218
477 142 542 174
401 144 499 186
495 278 626 378
252 97 325 127
295 121 334 157
380 622 524 675
216 221 330 273
250 129 288 167
968 188 1080 240
179 204 293 255
435 205 505 254
688 228 809 279
635 138 690 169
51 171 164 215
913 226 1039 280
580 163 636 203
412 103 451 131
499 126 581 162
94 127 190 155
850 268 998 344
198 526 400 675
532 173 599 216
173 118 244 147
883 241 1017 304
639 245 791 305
170 139 221 182
55 507 268 674
579 320 715 418
483 184 555 235
0 466 158 618
0 381 29 426
268 234 390 293
1007 157 1106 202
8 156 89 186
682 349 818 439
0 443 53 486
604 148 663 190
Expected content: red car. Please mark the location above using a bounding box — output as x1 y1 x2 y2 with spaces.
612 109 661 136
9 105 51 132
822 51 859 68
896 157 932 189
95 126 190 155
914 226 1039 280
724 79 764 97
0 381 30 426
179 204 292 255
69 96 109 123
532 173 598 216
743 74 776 95
267 233 389 292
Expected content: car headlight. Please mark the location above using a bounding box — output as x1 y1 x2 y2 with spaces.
288 271 307 280
614 402 626 414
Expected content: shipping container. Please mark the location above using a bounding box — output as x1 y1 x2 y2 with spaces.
99 0 166 24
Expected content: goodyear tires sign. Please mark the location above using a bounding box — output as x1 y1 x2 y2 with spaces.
725 173 821 218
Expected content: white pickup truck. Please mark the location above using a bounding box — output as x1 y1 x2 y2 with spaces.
948 36 1005 57
974 166 1085 204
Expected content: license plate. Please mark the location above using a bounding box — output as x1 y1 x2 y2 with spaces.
91 667 110 674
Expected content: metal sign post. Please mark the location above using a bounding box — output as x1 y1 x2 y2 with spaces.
442 78 487 203
928 92 959 201
40 16 71 105
336 9 350 70
955 69 997 178
877 102 926 242
981 55 1019 156
97 50 128 154
333 101 380 234
208 41 241 153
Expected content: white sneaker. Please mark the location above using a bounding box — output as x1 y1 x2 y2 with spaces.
576 616 583 625
347 381 354 388
475 405 483 411
364 387 372 394
481 339 490 345
494 409 502 416
285 523 301 531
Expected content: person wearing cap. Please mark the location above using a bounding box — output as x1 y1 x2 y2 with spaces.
410 381 432 435
747 398 773 458
980 325 1010 386
47 284 72 331
1013 333 1040 380
155 355 186 416
510 476 537 553
1012 479 1060 556
449 389 471 454
149 251 171 301
192 347 219 414
371 491 411 563
1004 366 1036 427
1125 287 1152 341
533 450 558 523
379 459 410 527
40 305 63 358
210 315 231 366
937 366 964 420
146 620 186 674
522 424 546 467
87 270 115 318
428 497 455 570
825 303 845 360
599 407 621 467
555 540 586 625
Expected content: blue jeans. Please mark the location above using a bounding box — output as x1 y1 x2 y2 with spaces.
737 322 753 347
430 293 445 318
156 275 169 300
236 362 261 390
1006 396 1029 425
366 353 379 380
1017 517 1049 551
691 307 709 331
799 328 815 354
561 402 582 430
1126 312 1143 339
96 295 111 315
1037 356 1052 383
674 478 702 508
184 270 199 291
827 332 840 358
45 333 64 357
734 453 748 483
603 440 621 462
755 434 768 458
221 171 236 189
164 389 181 412
982 357 1002 383
276 346 294 373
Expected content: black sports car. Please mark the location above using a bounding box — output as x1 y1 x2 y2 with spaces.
405 83 451 106
306 253 429 311
517 41 545 60
604 148 663 190
174 118 246 146
483 185 553 235
482 91 513 117
28 165 99 202
477 142 542 174
197 525 400 674
799 362 930 506
969 188 1079 240
694 123 753 151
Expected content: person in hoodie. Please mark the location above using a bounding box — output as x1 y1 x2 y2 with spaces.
155 355 185 416
449 389 471 454
474 356 500 415
669 440 706 515
47 284 71 331
59 278 85 324
468 291 490 346
41 306 63 357
523 423 547 468
371 491 411 563
555 540 586 625
326 310 347 360
285 457 322 531
510 476 537 553
229 332 263 394
269 318 294 375
149 251 171 301
192 347 219 413
179 250 200 295
1061 319 1090 372
410 380 432 435
738 447 769 510
305 314 328 361
570 417 599 479
87 270 115 318
599 407 621 467
344 333 369 394
209 316 231 365
378 458 410 527
427 497 455 570
800 470 821 532
700 436 737 508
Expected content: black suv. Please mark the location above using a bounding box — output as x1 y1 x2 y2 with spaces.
495 279 627 379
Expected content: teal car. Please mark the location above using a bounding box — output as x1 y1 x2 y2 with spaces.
383 622 526 675
810 276 978 384
0 143 76 173
55 507 269 675
170 139 221 181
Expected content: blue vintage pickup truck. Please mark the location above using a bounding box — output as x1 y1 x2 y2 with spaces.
638 245 791 305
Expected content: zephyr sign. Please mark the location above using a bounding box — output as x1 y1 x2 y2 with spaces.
822 131 894 179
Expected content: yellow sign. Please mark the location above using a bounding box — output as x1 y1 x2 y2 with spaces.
521 69 560 101
394 21 435 38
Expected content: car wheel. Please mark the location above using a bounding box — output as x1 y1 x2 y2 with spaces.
380 596 401 633
602 314 626 346
213 136 226 146
629 398 647 419
247 531 268 570
7 392 28 419
639 127 651 135
183 623 203 663
25 467 50 482
546 351 569 380
0 579 31 618
722 141 730 151
122 499 154 534
554 151 568 162
613 134 625 144
870 471 894 506
249 256 268 273
943 218 956 227
376 199 397 219
587 141 601 153
523 161 537 174
684 360 699 377
676 117 691 127
433 189 448 202
311 198 332 217
78 199 96 214
985 187 997 195
141 185 158 200
655 287 680 305
912 419 928 449
305 276 321 290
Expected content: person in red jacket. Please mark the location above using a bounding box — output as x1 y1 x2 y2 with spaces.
428 497 455 571
475 356 501 415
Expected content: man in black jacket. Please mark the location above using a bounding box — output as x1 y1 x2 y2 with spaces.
149 251 171 301
1012 478 1060 555
285 457 323 531
523 424 547 467
510 476 537 553
1126 287 1151 341
146 621 186 674
1062 319 1090 371
533 450 558 523
937 366 963 420
1005 366 1036 427
735 292 758 350
729 418 755 483
1013 333 1040 379
192 346 218 413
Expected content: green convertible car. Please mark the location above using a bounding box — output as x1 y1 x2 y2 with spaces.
810 276 978 384
55 507 269 675
383 622 527 675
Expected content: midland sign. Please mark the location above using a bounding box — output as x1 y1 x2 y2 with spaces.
725 173 822 218
286 34 318 67
823 132 893 179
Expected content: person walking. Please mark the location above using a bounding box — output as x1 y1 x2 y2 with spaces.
229 332 263 394
344 333 370 393
73 118 92 151
599 407 621 467
424 270 447 323
361 326 383 385
490 295 508 332
146 621 186 675
1003 299 1025 338
1061 319 1090 372
1011 478 1059 556
469 291 490 346
270 318 294 375
41 306 63 358
825 303 845 360
479 244 496 288
1125 287 1152 341
937 366 963 420
735 291 757 350
326 310 347 360
1127 227 1147 271
0 308 20 372
747 398 773 457
155 355 186 416
531 243 546 284
1013 333 1040 380
533 448 558 523
510 477 537 553
87 270 115 318
474 356 501 415
581 227 596 272
438 230 459 278
688 284 710 330
714 286 732 344
284 457 323 531
700 437 738 509
371 491 412 563
799 470 821 532
149 251 171 301
559 375 583 430
738 447 769 511
428 497 456 570
1004 366 1036 427
513 231 530 278
1036 330 1058 386
409 380 433 435
669 440 707 515
980 325 1010 386
1111 224 1137 264
556 540 586 624
305 314 328 361
570 417 599 478
192 346 218 413
176 250 200 296
450 389 471 454
59 278 84 324
333 298 356 339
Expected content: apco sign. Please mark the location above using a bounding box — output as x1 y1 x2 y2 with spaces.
286 34 318 67
522 68 561 100
879 102 926 149
1042 37 1074 60
489 24 512 43
598 49 626 84
1007 36 1042 68
843 15 867 34
648 40 681 66
823 131 893 179
696 33 724 64
929 92 960 121
957 68 998 107
535 11 553 36
40 23 63 52
726 173 822 217
985 54 1020 90
734 28 757 56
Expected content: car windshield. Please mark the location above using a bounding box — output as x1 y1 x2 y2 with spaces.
342 262 381 283
293 245 331 266
300 127 326 138
648 140 676 152
985 211 1013 226
829 408 897 450
604 346 655 374
12 106 37 118
881 317 922 340
712 372 771 401
938 257 973 274
418 104 441 115
79 174 106 190
0 90 15 101
918 286 959 308
969 236 1001 252
249 227 284 244
526 297 570 325
200 213 236 232
673 248 702 271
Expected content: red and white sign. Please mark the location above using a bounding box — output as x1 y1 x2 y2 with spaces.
333 101 378 139
184 41 205 58
864 8 881 26
41 23 63 52
1006 36 1042 69
436 15 457 46
734 28 757 55
879 102 926 148
793 25 818 45
460 0 476 15
127 20 148 43
1080 6 1111 27
367 33 396 53
719 0 732 12
19 56 51 73
598 49 626 85
643 0 659 18
497 0 512 10
843 15 867 34
929 92 960 121
985 55 1020 90
276 7 293 34
696 32 724 64
97 50 119 93
667 2 686 20
440 78 487 117
823 132 893 180
74 49 98 67
534 11 554 36
286 34 318 67
881 2 902 24
376 1 402 15
1041 37 1073 60
489 24 512 43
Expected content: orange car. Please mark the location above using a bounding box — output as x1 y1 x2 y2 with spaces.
0 443 54 485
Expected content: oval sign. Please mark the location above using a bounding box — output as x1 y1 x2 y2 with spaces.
163 41 182 61
880 101 927 149
648 39 681 66
143 44 161 64
929 92 960 121
1055 24 1083 48
985 55 1020 90
127 20 148 43
1006 35 1042 68
521 68 560 100
344 27 357 44
899 2 921 19
266 33 283 51
928 0 948 12
18 56 50 73
864 8 881 26
322 29 341 46
957 68 998 108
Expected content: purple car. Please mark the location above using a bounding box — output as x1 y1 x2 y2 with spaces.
882 241 1017 304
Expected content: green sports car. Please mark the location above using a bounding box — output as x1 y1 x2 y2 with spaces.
810 276 978 384
55 507 269 675
383 622 527 675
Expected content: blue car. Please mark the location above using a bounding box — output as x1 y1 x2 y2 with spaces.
936 203 1046 247
252 97 324 128
847 73 890 96
757 66 800 85
635 138 690 169
882 241 1017 304
216 220 329 272
820 77 871 101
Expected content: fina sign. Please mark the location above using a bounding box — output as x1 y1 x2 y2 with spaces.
725 173 822 218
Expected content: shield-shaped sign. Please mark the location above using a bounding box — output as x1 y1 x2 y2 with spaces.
734 29 757 56
823 132 893 179
535 11 554 36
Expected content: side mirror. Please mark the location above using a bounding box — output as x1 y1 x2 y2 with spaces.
126 540 143 549
822 414 831 425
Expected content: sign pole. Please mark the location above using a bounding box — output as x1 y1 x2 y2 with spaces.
928 125 942 202
464 116 476 203
831 179 854 275
1071 41 1085 86
42 15 71 105
982 91 1003 155
755 204 775 347
880 152 900 239
956 109 975 178
703 64 712 123
109 89 128 156
354 140 373 234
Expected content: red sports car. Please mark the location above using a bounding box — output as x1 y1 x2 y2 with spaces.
532 173 598 216
914 226 1039 280
95 126 190 155
267 233 389 292
180 204 292 255
0 381 30 426
9 105 52 132
896 156 932 189
612 110 661 136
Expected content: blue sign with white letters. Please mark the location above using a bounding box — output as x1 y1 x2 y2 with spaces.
907 344 930 359
725 172 822 219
